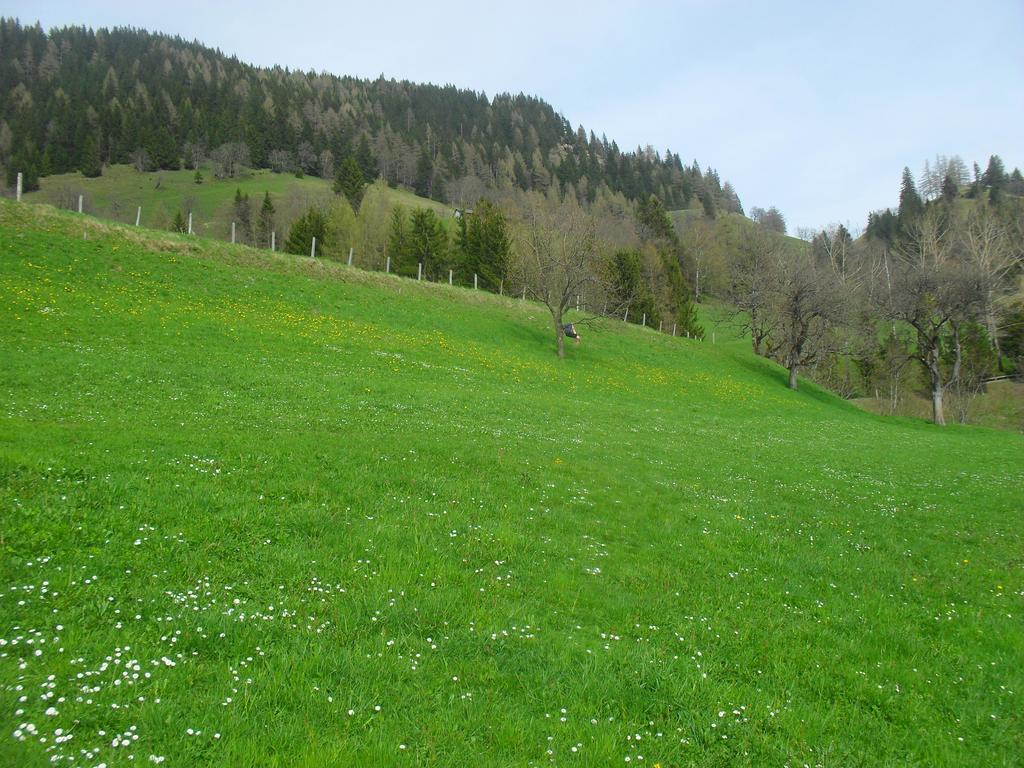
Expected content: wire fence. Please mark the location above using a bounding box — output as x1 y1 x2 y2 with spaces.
10 170 720 341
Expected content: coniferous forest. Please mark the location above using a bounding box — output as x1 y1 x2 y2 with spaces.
0 19 743 214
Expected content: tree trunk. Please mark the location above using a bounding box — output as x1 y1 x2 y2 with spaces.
553 312 565 359
694 266 701 301
927 362 945 426
788 364 798 390
950 322 963 387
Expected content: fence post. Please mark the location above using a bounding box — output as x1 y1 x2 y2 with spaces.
78 195 83 214
311 236 316 258
348 247 353 266
522 286 526 300
449 269 453 285
271 231 276 251
418 262 422 281
642 313 646 327
135 206 141 226
16 172 22 202
623 307 628 322
672 323 677 336
576 295 580 311
659 320 663 332
500 280 503 296
231 222 236 244
712 331 716 344
386 256 391 273
474 273 478 290
187 212 192 235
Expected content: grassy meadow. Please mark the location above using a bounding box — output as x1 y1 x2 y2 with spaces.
1 200 1022 767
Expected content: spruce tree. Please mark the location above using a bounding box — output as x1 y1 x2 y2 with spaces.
982 155 1006 190
415 151 433 198
408 208 449 279
256 192 275 248
387 207 409 270
941 171 958 203
333 157 367 211
898 167 924 224
355 135 376 182
701 191 716 219
233 188 253 243
171 210 186 233
284 206 327 255
80 134 102 178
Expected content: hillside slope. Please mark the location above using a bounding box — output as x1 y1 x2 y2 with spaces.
1 201 1022 767
24 164 451 236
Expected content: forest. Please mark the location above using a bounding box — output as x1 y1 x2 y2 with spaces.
0 19 742 214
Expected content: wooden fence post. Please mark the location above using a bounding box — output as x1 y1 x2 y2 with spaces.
135 206 141 226
271 231 275 251
418 263 422 281
187 212 192 235
386 256 391 273
16 172 23 201
231 222 236 244
78 195 83 214
672 323 677 336
348 247 353 266
311 236 316 258
474 273 478 289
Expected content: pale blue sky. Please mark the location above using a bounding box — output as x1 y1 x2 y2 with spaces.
7 0 1023 232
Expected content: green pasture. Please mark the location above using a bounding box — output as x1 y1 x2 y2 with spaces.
0 201 1021 766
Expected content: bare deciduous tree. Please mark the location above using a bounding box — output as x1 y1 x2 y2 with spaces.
513 199 600 359
726 227 782 356
182 139 207 171
210 142 250 179
959 202 1022 364
883 211 983 425
766 250 844 390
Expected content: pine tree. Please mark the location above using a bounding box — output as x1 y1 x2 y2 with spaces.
898 167 923 224
941 171 958 203
407 208 449 279
982 155 1006 190
460 199 510 289
256 192 275 248
333 156 367 211
284 206 327 255
387 206 409 269
194 170 203 184
1008 168 1024 196
147 127 179 170
355 134 376 182
415 150 433 198
701 191 716 219
80 134 102 178
171 210 186 233
234 188 253 243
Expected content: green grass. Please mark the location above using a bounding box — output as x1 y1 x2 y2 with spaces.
24 164 450 236
1 200 1022 767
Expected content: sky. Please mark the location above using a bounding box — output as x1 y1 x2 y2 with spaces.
7 0 1023 233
